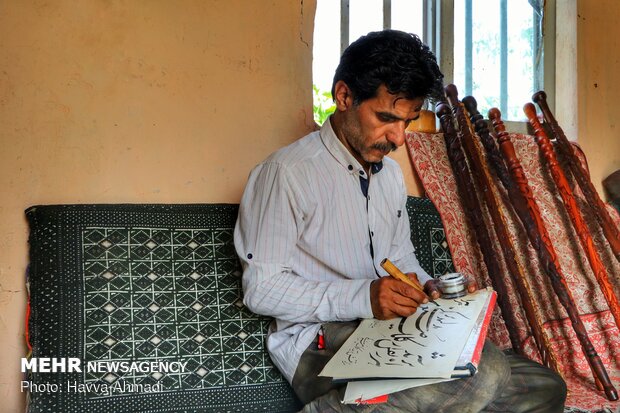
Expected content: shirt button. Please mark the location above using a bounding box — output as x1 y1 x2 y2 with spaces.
371 231 374 237
348 165 353 170
359 170 364 176
247 253 253 259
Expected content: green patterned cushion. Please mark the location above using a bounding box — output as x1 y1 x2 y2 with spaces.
406 196 455 277
25 198 453 412
26 204 302 413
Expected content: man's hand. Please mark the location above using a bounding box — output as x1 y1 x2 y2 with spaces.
423 275 478 299
370 273 429 320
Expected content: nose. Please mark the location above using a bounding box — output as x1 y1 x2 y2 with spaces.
386 121 407 147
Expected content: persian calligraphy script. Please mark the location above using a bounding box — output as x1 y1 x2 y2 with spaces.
320 289 491 380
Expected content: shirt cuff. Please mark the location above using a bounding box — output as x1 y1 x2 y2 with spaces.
343 279 374 319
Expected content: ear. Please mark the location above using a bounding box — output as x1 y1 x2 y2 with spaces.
333 80 354 111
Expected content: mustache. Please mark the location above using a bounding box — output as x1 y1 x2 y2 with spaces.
371 142 397 153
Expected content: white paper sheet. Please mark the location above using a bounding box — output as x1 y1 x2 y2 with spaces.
320 289 492 380
343 377 456 404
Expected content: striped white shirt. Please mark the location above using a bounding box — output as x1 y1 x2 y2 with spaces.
234 117 431 383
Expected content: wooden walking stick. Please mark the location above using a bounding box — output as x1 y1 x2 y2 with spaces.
524 102 620 331
436 101 522 352
489 107 618 401
462 95 561 374
446 85 552 356
532 91 620 261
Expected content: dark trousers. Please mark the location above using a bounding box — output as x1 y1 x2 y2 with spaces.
292 321 567 413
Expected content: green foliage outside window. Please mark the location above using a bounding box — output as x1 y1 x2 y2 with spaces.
313 84 336 125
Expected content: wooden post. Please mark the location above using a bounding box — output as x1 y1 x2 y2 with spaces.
532 91 620 262
462 95 562 375
489 106 618 401
436 100 522 352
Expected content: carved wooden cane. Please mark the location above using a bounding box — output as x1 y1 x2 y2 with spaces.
436 101 522 352
462 96 561 374
524 102 620 331
446 85 550 354
489 107 618 401
532 91 620 262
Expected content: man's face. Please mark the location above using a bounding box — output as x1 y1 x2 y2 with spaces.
336 84 424 168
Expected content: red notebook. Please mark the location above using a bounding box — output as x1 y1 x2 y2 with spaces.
452 290 497 377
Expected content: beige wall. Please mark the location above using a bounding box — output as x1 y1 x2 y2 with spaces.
0 1 316 411
575 0 620 195
556 0 620 195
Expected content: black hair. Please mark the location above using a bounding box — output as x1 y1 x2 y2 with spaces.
331 30 444 104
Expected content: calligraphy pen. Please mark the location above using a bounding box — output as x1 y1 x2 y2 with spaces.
380 258 425 293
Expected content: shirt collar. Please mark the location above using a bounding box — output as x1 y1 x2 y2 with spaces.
320 116 384 178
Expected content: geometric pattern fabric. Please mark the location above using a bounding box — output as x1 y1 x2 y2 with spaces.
405 131 619 413
82 227 274 396
406 196 455 278
25 199 456 412
26 204 300 413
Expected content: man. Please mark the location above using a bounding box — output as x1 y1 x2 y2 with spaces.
235 30 566 412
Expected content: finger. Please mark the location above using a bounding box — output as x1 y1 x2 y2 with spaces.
424 279 441 299
405 272 423 289
393 281 429 304
390 292 423 309
380 296 421 318
389 302 420 318
371 299 418 320
465 275 478 292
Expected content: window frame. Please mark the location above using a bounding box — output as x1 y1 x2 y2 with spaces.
336 0 557 132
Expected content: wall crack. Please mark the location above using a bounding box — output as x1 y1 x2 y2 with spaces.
299 0 310 48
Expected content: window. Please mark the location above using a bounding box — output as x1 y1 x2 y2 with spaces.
313 0 555 127
312 0 423 124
